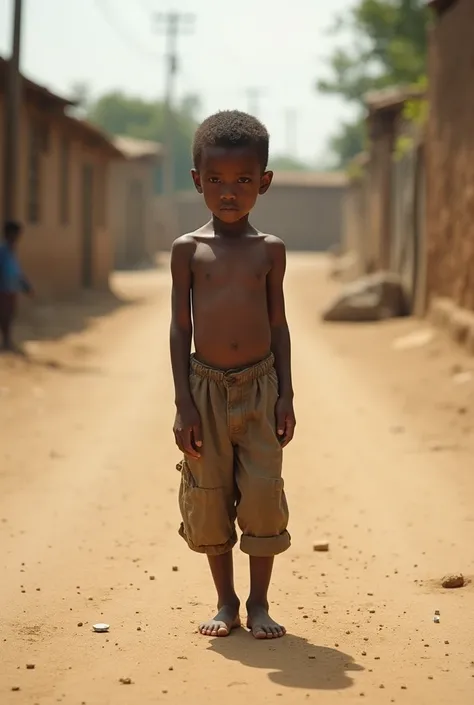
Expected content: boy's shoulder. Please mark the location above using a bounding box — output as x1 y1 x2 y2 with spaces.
171 230 286 260
171 225 212 252
259 233 285 249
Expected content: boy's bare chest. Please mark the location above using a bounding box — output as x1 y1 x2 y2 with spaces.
192 243 271 286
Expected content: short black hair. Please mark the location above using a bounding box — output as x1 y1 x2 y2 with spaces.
3 220 22 240
193 110 269 171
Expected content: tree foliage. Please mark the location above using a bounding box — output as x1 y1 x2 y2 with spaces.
269 155 310 172
318 0 430 166
87 92 200 192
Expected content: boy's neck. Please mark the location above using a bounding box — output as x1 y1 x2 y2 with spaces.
211 213 252 238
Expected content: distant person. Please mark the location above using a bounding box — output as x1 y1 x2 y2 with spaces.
170 110 296 639
0 220 33 352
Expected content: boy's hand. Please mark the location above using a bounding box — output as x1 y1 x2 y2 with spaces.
275 396 296 448
173 401 203 459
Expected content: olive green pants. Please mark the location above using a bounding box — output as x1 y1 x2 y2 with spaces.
178 354 290 557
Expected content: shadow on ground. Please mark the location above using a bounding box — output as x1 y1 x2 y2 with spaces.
208 630 363 690
0 348 104 376
14 277 153 347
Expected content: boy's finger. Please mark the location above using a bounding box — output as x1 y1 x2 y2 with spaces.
276 412 286 437
183 430 201 459
192 424 203 448
281 419 295 448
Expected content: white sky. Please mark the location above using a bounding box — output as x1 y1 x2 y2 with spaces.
0 0 358 166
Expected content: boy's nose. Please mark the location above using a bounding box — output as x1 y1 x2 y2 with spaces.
220 187 237 201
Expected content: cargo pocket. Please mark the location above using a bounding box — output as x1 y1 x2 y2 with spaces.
178 460 235 553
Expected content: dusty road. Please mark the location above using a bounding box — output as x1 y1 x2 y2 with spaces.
1 255 473 705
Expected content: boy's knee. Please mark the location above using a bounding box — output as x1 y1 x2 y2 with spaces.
237 475 290 555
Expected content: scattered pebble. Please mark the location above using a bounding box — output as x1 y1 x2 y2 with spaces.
26 664 35 670
442 574 464 589
172 566 179 572
119 678 132 685
77 622 84 628
11 686 20 692
92 624 109 633
313 541 329 552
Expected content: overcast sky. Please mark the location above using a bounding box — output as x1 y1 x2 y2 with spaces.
0 0 358 165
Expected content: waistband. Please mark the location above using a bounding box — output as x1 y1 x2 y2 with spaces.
190 353 275 386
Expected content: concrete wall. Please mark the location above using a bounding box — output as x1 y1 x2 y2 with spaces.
390 143 427 313
343 170 371 277
367 113 397 271
0 101 114 299
109 159 157 269
426 0 474 311
157 182 347 252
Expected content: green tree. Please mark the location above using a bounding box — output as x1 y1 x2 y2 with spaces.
318 0 430 166
269 155 310 171
87 92 200 192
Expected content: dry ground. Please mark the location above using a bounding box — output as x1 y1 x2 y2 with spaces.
1 254 473 705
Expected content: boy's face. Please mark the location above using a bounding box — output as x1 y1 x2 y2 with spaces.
192 146 273 224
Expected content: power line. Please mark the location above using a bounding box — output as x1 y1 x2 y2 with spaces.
3 0 23 221
245 87 264 117
154 11 195 240
94 0 160 60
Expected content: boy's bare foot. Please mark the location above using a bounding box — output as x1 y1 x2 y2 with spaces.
199 603 241 637
246 602 286 639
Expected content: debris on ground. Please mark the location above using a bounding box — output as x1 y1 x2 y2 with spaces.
392 329 435 351
119 678 133 685
92 623 110 633
441 574 465 589
26 663 35 669
313 541 330 552
322 272 408 323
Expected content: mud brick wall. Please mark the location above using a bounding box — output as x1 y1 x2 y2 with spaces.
426 0 474 311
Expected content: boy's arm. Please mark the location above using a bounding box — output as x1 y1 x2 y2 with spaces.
266 236 296 447
169 236 202 459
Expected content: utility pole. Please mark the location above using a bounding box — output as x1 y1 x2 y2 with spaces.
285 108 298 157
3 0 23 221
245 87 264 117
155 12 194 243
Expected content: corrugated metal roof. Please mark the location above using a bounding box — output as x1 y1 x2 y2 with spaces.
270 171 348 188
0 56 75 108
114 135 164 160
365 85 426 113
0 57 123 159
426 0 458 13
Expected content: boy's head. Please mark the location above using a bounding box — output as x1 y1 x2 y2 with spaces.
3 220 23 247
192 110 273 223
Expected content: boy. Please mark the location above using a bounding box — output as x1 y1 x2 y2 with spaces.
170 110 295 640
0 221 33 352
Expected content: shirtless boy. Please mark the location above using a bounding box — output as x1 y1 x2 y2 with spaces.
170 110 295 640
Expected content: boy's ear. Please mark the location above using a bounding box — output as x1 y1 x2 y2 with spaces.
259 170 273 195
191 169 203 194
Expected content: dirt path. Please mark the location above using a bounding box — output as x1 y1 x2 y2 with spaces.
1 255 473 705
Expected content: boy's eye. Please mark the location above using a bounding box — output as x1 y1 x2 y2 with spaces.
238 177 252 184
208 177 221 184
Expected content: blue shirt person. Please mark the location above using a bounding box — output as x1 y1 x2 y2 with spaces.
0 221 33 351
